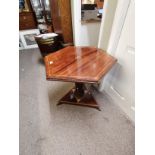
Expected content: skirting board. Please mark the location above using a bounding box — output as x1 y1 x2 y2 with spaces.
97 82 135 122
105 86 134 122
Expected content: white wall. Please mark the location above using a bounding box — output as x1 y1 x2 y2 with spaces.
98 0 118 50
71 0 101 47
98 0 135 122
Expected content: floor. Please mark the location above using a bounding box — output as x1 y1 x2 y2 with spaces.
19 48 135 155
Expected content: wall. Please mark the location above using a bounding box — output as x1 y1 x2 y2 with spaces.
98 0 118 50
98 0 135 122
97 0 119 92
71 0 101 47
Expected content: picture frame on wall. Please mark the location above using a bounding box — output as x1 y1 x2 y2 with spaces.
19 35 24 50
19 29 40 49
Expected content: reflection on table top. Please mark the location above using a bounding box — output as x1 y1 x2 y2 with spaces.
44 46 117 83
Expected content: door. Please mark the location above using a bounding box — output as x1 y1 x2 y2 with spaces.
101 0 135 121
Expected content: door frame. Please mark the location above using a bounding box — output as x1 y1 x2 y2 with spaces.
107 0 131 55
98 0 134 122
98 0 131 54
98 0 131 91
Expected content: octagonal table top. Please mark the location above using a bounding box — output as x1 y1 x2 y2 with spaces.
44 46 117 83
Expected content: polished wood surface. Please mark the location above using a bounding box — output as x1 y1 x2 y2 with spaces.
44 46 117 83
50 0 62 34
50 0 73 43
95 0 104 9
58 83 101 110
58 0 73 43
19 12 37 30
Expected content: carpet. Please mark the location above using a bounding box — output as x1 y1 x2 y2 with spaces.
19 48 135 155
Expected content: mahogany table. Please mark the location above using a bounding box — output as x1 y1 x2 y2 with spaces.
44 46 117 110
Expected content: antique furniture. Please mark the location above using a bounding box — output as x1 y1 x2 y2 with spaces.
19 11 37 30
19 0 37 30
95 0 104 9
50 0 73 44
35 33 62 57
44 46 117 110
81 0 104 22
30 0 54 32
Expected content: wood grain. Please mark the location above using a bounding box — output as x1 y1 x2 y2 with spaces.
19 12 37 30
58 0 73 43
50 0 73 43
44 46 117 83
50 0 62 34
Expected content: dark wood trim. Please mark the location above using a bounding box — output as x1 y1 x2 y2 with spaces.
57 82 101 110
50 0 73 43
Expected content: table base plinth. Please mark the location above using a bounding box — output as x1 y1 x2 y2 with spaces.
57 83 101 111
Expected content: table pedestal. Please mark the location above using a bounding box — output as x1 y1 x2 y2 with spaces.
57 83 101 111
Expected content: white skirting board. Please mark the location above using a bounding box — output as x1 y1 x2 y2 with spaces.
98 84 135 122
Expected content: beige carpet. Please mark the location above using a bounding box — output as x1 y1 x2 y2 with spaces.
19 48 135 155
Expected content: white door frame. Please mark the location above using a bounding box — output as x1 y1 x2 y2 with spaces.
107 0 131 55
98 0 131 91
98 0 134 122
98 0 131 54
98 0 118 50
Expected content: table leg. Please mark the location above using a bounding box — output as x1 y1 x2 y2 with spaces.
57 82 101 111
